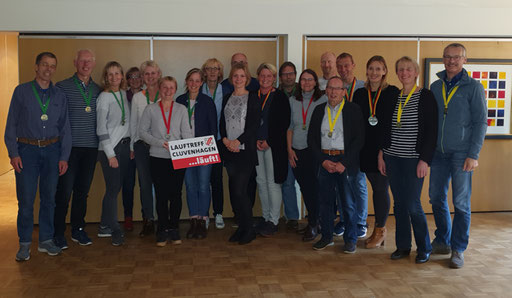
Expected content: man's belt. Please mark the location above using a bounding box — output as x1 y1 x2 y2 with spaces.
321 149 344 156
17 137 59 147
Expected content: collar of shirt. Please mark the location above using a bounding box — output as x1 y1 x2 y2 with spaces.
444 70 463 89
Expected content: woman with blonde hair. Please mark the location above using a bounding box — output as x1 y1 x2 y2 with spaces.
353 55 399 249
96 61 130 246
378 56 438 263
200 58 231 229
129 60 162 237
253 62 290 237
139 76 193 247
219 62 261 245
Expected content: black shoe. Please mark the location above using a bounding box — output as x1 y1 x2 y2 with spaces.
187 218 198 239
196 219 207 239
415 251 431 264
238 230 256 245
390 249 411 260
302 225 318 242
259 221 277 237
229 228 241 242
286 220 298 231
139 219 155 237
313 238 334 251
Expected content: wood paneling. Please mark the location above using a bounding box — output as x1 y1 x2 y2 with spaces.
0 32 19 174
18 36 279 223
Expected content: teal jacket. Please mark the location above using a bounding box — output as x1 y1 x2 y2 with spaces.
430 69 487 159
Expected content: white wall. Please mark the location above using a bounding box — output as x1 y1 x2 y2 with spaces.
2 0 512 71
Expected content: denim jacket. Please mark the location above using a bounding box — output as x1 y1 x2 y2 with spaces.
430 69 487 159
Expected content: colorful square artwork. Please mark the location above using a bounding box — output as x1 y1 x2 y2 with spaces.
498 100 505 108
489 100 496 108
489 110 496 117
481 80 488 89
499 72 506 79
490 72 498 79
499 81 506 89
473 71 480 79
498 110 505 117
499 90 506 98
489 81 497 89
497 119 504 126
482 72 488 78
489 91 497 98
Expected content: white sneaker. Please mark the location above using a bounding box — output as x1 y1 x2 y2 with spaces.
215 214 225 229
205 217 209 230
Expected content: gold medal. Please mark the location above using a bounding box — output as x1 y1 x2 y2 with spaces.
302 124 306 130
41 114 48 121
396 122 402 128
328 131 333 138
121 119 125 126
85 106 92 113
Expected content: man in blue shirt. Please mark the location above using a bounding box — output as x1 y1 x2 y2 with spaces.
429 43 487 269
5 52 72 261
221 52 260 93
53 49 101 249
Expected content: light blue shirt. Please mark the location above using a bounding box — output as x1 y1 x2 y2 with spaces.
321 101 345 150
201 83 223 140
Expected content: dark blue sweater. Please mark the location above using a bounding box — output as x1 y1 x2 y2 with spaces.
176 92 218 138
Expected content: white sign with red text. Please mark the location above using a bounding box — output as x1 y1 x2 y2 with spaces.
168 135 221 169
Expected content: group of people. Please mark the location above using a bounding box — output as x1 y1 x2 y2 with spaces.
5 43 486 269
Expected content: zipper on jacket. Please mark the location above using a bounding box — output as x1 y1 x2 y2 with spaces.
441 114 446 153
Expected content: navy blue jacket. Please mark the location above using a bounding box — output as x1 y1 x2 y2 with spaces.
176 92 218 138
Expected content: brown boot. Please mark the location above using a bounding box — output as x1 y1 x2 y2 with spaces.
365 227 387 249
187 218 198 239
365 225 377 243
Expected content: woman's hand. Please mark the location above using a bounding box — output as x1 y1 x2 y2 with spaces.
163 141 169 150
108 156 119 168
377 150 386 176
130 151 135 160
416 160 428 178
257 140 269 151
288 149 298 168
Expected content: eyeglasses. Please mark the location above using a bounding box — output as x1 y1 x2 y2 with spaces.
205 67 220 72
128 75 140 79
300 77 314 82
326 86 346 91
443 55 464 61
281 72 295 77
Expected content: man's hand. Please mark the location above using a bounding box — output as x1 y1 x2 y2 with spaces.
322 160 337 173
130 151 135 160
59 161 68 176
463 157 478 172
10 156 23 173
334 162 346 173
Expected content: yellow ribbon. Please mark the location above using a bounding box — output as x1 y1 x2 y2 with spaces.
397 85 417 126
442 83 459 114
327 99 345 136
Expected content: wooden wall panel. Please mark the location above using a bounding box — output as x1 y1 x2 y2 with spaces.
18 36 278 223
0 32 19 174
305 40 418 87
306 38 512 214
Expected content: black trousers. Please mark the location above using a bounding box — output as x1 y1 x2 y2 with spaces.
292 147 319 226
150 157 185 232
54 147 98 236
224 152 255 232
366 172 390 227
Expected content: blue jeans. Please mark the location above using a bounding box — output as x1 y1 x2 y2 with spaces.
16 142 60 243
185 164 212 217
134 140 154 220
385 154 431 253
281 162 300 220
318 154 357 244
429 151 472 252
336 168 368 227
